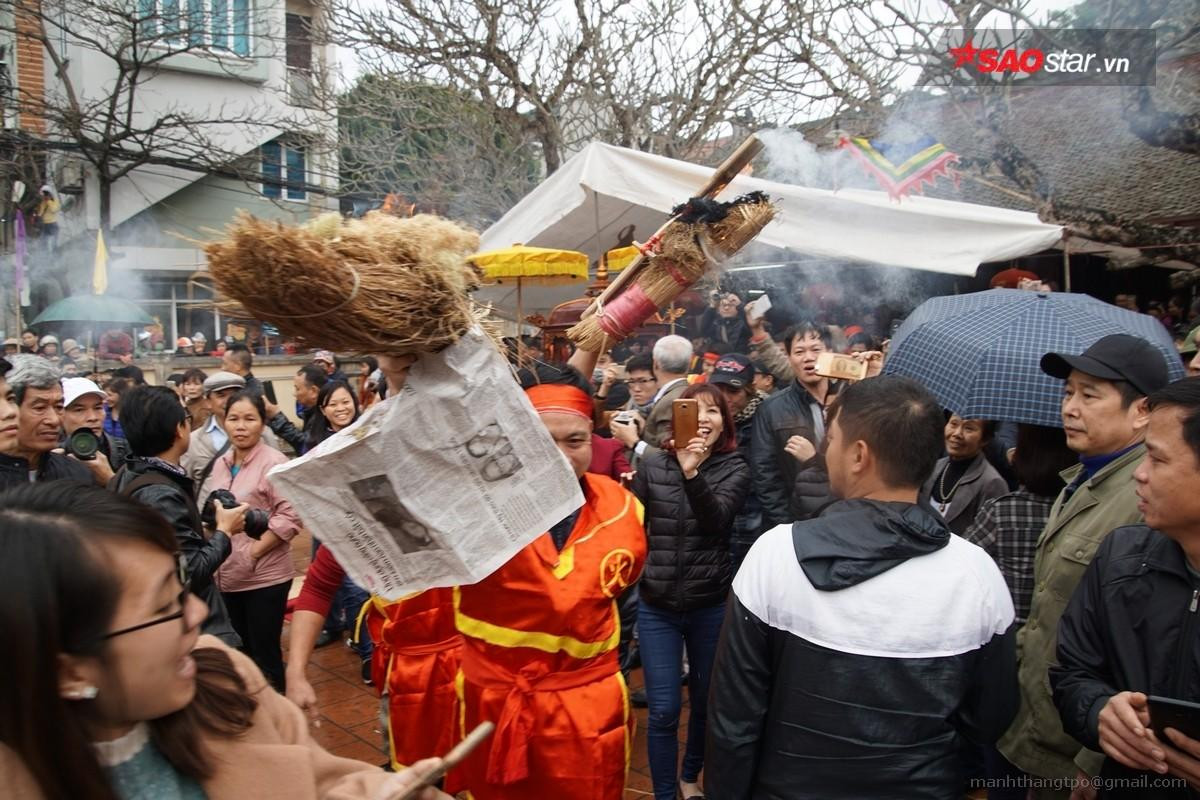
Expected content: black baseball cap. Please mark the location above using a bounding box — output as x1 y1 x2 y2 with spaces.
708 353 755 389
1040 333 1170 397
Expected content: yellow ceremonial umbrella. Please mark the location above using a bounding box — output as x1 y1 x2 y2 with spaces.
469 244 589 334
604 245 639 273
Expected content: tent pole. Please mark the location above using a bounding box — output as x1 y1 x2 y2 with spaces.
517 278 523 340
1062 235 1072 293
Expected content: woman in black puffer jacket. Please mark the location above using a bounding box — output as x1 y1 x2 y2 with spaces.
632 383 751 800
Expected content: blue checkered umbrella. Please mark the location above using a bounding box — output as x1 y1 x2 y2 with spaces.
883 289 1186 427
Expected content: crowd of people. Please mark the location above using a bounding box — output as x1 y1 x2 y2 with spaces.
2 286 1200 800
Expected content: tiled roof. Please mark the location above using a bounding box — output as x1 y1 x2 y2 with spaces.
792 79 1200 242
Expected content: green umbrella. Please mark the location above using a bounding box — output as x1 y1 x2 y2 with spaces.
30 294 153 327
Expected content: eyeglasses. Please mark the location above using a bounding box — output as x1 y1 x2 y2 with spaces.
103 553 192 640
626 378 657 386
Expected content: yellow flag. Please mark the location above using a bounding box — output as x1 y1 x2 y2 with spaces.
92 229 108 295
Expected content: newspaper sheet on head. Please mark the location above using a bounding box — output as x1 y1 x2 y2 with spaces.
268 327 585 599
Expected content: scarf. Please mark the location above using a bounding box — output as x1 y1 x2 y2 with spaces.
735 392 763 425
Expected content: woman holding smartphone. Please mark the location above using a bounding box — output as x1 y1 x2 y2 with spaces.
631 384 751 800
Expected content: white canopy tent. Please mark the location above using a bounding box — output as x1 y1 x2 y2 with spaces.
476 142 1064 315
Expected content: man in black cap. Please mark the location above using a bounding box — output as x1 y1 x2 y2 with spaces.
709 353 769 572
996 334 1172 799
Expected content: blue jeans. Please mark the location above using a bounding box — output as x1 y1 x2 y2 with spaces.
338 579 373 660
638 599 726 800
312 538 373 659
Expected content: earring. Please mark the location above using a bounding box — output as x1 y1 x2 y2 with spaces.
66 686 98 700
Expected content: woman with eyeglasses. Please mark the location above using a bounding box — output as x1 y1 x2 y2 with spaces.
200 390 300 691
0 482 448 799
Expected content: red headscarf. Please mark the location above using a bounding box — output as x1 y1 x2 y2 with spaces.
525 383 592 420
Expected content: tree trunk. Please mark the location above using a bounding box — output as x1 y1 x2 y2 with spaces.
98 177 111 235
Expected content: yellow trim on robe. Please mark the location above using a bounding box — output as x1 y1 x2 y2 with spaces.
453 587 620 660
617 669 632 777
550 493 638 579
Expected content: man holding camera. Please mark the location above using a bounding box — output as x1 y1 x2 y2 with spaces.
58 377 131 486
111 385 245 646
0 355 91 489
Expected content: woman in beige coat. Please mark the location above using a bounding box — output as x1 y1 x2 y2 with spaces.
0 482 447 800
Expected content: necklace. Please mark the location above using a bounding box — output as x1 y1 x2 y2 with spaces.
938 461 968 504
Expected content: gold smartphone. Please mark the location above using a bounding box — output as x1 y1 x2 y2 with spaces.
672 398 700 446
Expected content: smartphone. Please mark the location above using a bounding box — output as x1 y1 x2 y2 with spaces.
392 721 495 800
1149 695 1200 742
746 293 772 323
814 352 867 382
673 398 699 446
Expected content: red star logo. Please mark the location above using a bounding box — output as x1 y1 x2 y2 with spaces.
949 39 979 68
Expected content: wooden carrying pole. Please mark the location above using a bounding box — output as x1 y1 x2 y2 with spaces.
579 134 765 321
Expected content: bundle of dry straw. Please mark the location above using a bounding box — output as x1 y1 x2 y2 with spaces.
568 192 776 352
203 211 483 355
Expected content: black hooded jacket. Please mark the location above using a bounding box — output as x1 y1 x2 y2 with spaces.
707 499 1018 800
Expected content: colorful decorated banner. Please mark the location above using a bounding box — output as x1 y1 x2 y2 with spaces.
838 135 959 200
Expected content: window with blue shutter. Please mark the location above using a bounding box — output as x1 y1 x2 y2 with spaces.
232 0 250 56
187 0 206 47
209 0 228 50
140 0 251 55
161 0 182 42
285 145 306 200
261 140 281 199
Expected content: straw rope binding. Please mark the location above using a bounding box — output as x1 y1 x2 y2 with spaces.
568 193 776 351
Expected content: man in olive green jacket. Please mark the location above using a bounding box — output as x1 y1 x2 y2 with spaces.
997 335 1171 799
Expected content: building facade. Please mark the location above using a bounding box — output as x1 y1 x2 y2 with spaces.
0 0 338 346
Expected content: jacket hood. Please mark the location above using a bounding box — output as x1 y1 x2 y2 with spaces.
792 499 950 591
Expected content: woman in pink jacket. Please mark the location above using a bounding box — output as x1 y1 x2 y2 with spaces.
201 389 301 691
0 482 447 800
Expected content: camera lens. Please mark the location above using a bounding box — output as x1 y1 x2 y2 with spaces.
66 428 100 460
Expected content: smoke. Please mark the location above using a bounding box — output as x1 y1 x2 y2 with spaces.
735 124 964 332
756 127 842 189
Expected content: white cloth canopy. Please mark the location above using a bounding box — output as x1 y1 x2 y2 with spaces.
481 141 1062 277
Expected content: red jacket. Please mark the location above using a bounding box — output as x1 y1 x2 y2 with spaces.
588 434 632 482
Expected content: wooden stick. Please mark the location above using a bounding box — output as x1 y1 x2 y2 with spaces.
391 722 495 800
581 134 765 321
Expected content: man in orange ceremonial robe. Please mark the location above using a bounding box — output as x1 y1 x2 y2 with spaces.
288 547 462 769
447 377 647 800
362 587 462 768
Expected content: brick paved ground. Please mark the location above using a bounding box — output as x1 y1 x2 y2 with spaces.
286 531 679 798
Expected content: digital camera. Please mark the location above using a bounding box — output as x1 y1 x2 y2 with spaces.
202 488 270 540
